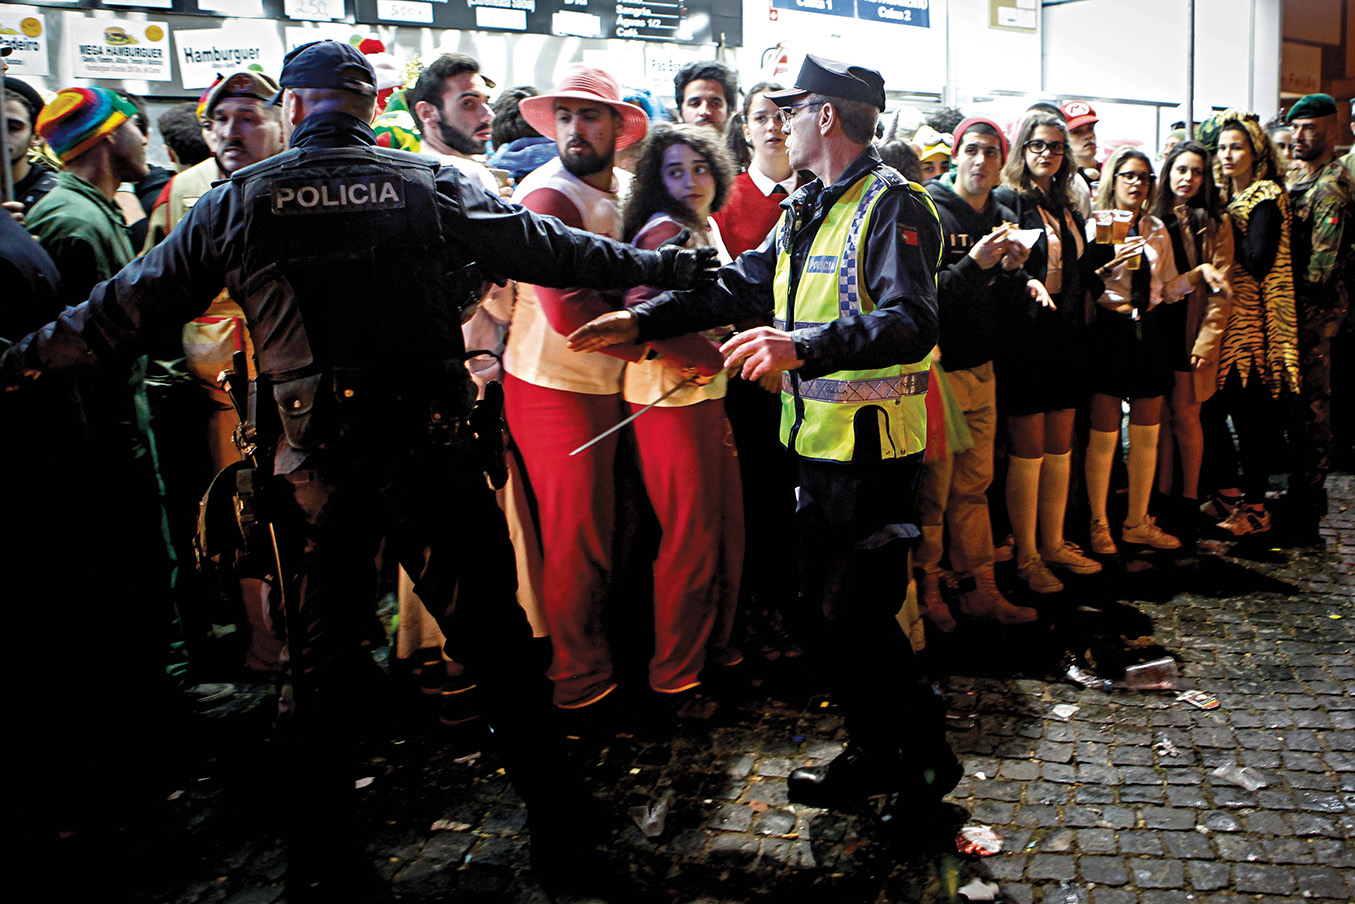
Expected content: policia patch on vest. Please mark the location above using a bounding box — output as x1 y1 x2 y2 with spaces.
270 175 405 215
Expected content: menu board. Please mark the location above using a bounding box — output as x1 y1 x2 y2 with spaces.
353 0 739 46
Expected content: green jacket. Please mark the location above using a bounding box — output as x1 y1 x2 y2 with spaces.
1287 157 1353 290
26 170 135 308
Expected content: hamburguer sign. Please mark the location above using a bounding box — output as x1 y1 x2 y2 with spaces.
174 24 285 90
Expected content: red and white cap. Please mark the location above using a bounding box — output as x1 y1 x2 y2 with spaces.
1060 100 1098 131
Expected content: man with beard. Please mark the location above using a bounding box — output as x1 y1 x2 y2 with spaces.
1284 93 1353 538
674 60 738 132
22 86 178 841
501 65 656 714
3 76 58 213
408 53 502 195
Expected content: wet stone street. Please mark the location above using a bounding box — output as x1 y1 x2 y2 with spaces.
46 475 1354 904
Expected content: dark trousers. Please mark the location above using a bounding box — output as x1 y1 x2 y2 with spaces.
271 437 560 866
796 453 961 805
1201 369 1280 503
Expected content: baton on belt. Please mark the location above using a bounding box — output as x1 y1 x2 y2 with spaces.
569 374 697 457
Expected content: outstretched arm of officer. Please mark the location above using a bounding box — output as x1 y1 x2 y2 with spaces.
449 181 718 292
650 228 720 289
2 187 231 382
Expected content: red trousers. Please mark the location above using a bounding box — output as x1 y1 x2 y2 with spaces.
504 374 624 707
631 398 744 693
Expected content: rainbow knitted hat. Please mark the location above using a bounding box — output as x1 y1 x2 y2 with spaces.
36 87 138 163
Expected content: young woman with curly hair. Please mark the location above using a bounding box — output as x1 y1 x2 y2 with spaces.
619 123 745 704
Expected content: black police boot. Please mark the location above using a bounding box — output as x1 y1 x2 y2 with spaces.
788 744 889 811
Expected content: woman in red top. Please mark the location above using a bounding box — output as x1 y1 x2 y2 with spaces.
711 81 799 258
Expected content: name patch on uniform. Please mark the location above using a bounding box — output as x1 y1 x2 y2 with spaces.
271 176 405 215
805 255 838 274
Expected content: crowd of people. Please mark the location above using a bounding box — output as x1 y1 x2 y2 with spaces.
2 40 1351 898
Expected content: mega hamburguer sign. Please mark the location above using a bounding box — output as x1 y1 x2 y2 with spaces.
69 17 172 81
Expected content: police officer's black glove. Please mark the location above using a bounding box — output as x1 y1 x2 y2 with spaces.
653 228 720 290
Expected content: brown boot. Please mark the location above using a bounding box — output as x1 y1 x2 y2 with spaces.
917 571 956 633
959 571 1038 625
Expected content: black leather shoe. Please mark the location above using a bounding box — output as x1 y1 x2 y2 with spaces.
788 747 880 811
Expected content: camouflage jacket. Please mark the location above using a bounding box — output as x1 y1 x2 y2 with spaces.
1288 157 1353 289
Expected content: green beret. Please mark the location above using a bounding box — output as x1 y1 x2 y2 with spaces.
1287 93 1337 122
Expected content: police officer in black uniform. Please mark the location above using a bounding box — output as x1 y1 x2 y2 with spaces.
3 40 716 899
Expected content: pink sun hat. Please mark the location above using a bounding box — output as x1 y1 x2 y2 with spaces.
519 64 650 150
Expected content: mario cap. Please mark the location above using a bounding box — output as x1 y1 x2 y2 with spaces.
764 54 886 112
1060 100 1098 131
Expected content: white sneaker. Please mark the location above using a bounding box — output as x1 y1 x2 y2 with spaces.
1042 540 1103 575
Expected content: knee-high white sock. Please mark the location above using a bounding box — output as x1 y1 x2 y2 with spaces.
1126 423 1161 526
1006 455 1042 562
1039 451 1072 552
1085 429 1118 524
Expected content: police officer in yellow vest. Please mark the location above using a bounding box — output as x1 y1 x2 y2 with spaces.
569 54 966 844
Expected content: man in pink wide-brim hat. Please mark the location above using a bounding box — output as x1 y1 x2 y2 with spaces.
502 64 653 716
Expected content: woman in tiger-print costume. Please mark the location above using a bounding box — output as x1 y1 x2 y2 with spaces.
1199 110 1300 537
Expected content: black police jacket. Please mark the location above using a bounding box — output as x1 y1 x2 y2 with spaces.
8 112 675 448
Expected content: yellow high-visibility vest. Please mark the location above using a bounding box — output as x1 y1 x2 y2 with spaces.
773 168 935 463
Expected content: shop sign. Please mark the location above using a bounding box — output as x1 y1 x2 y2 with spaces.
175 24 285 89
69 17 172 82
0 7 50 77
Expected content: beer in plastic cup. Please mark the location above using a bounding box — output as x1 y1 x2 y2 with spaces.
1116 241 1144 270
1093 210 1114 244
1112 210 1133 243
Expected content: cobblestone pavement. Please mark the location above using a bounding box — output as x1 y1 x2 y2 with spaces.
49 475 1354 904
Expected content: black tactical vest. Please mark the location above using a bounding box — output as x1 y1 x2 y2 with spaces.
231 145 473 450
